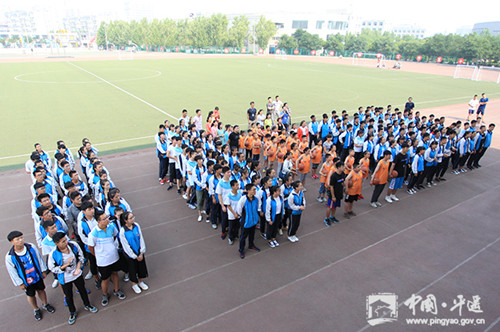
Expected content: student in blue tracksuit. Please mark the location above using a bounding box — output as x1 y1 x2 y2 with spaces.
119 212 148 295
407 146 426 192
224 180 243 245
5 230 55 321
48 232 98 324
257 176 272 239
236 183 261 259
279 174 293 234
288 181 306 242
423 141 439 187
474 123 495 167
265 185 283 248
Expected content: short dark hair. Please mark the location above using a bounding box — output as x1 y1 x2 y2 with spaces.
52 232 66 243
95 210 107 221
42 219 56 230
7 230 23 242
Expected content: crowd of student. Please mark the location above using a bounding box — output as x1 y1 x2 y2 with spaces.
6 94 494 325
6 139 148 325
155 95 494 233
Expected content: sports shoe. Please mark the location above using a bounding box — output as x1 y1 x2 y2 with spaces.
439 177 447 181
292 236 299 242
188 204 196 210
132 284 142 294
288 236 296 242
248 245 261 252
404 180 409 185
68 312 77 325
201 210 206 215
167 185 173 191
113 289 126 300
331 217 340 223
375 202 382 207
407 189 414 195
138 281 149 290
282 226 289 231
85 270 93 280
461 168 467 173
160 180 165 185
390 195 399 201
348 211 356 216
95 279 102 290
84 305 98 313
197 215 203 222
52 279 59 288
211 224 217 229
34 308 42 321
239 251 245 259
278 229 283 235
228 238 234 245
343 213 351 219
359 194 364 200
273 240 279 247
385 196 393 203
43 303 55 313
370 202 378 208
427 183 432 188
123 273 129 282
323 218 331 226
316 197 323 202
101 295 109 307
205 218 210 223
221 233 227 240
260 233 267 240
182 194 188 200
431 181 437 186
268 241 276 248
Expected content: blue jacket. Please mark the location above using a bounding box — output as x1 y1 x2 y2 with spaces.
50 242 81 285
8 244 44 287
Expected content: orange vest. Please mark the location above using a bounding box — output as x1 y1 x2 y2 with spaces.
345 155 355 175
252 138 262 155
320 161 332 183
347 170 363 195
360 158 370 178
277 146 287 163
239 136 246 150
374 159 389 185
311 146 323 164
268 143 277 161
299 155 311 174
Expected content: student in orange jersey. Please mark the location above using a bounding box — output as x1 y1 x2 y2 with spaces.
359 151 371 179
299 136 309 153
262 134 271 169
251 132 262 161
344 162 363 219
310 139 323 179
370 150 391 208
266 136 278 170
344 149 355 175
276 139 288 176
317 153 333 202
244 130 253 160
296 147 311 189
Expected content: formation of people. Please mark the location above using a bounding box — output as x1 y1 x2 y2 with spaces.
7 139 148 325
6 93 495 325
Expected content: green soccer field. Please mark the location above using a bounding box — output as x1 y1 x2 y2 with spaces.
1 56 499 170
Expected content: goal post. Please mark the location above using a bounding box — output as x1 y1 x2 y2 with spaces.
352 52 386 68
476 66 500 84
453 65 478 80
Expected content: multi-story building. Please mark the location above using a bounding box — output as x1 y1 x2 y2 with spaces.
472 21 500 36
391 25 426 39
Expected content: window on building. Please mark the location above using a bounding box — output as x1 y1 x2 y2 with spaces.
316 20 324 29
368 22 372 26
379 22 383 26
292 20 308 29
374 22 377 26
328 21 347 30
362 22 366 26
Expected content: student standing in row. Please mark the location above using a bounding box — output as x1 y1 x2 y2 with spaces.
325 161 345 226
288 181 305 242
237 184 261 259
265 185 283 248
370 150 391 208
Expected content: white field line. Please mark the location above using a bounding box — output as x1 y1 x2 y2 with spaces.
67 62 177 120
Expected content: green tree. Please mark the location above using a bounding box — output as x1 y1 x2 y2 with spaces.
397 36 422 58
228 15 250 47
206 14 229 47
96 22 106 47
292 29 323 50
255 15 276 50
277 34 297 49
188 17 210 48
324 34 345 51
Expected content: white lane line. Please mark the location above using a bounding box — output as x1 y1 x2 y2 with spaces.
68 62 177 120
484 315 500 332
179 184 500 332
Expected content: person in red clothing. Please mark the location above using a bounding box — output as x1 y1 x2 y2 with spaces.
297 120 309 142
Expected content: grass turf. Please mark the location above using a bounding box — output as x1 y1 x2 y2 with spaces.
1 57 499 169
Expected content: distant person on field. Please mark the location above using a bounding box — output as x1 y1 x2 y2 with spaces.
404 97 415 112
477 93 488 123
247 102 257 125
467 95 479 121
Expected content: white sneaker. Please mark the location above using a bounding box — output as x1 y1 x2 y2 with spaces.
432 181 437 186
132 284 141 294
182 194 188 200
407 189 414 195
390 195 399 201
273 240 279 247
376 202 382 207
278 229 283 236
205 218 210 223
427 183 432 188
138 281 149 291
123 273 129 282
228 238 234 245
293 236 299 242
85 270 93 280
288 236 296 243
370 202 378 208
269 241 275 248
385 196 393 203
197 215 203 222
201 210 206 215
211 224 217 229
52 279 59 288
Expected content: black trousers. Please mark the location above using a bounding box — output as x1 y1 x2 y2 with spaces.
458 153 469 167
239 225 256 252
266 214 281 240
168 163 177 182
451 153 460 170
288 214 302 237
228 218 240 241
221 210 228 234
259 215 266 235
211 201 221 225
474 147 487 166
309 135 319 148
415 171 426 187
371 183 386 203
159 157 168 179
466 152 476 168
281 208 292 229
85 251 98 276
424 165 437 183
437 157 450 178
61 275 90 314
125 256 148 284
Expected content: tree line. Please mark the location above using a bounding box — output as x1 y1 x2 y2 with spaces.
96 14 500 64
